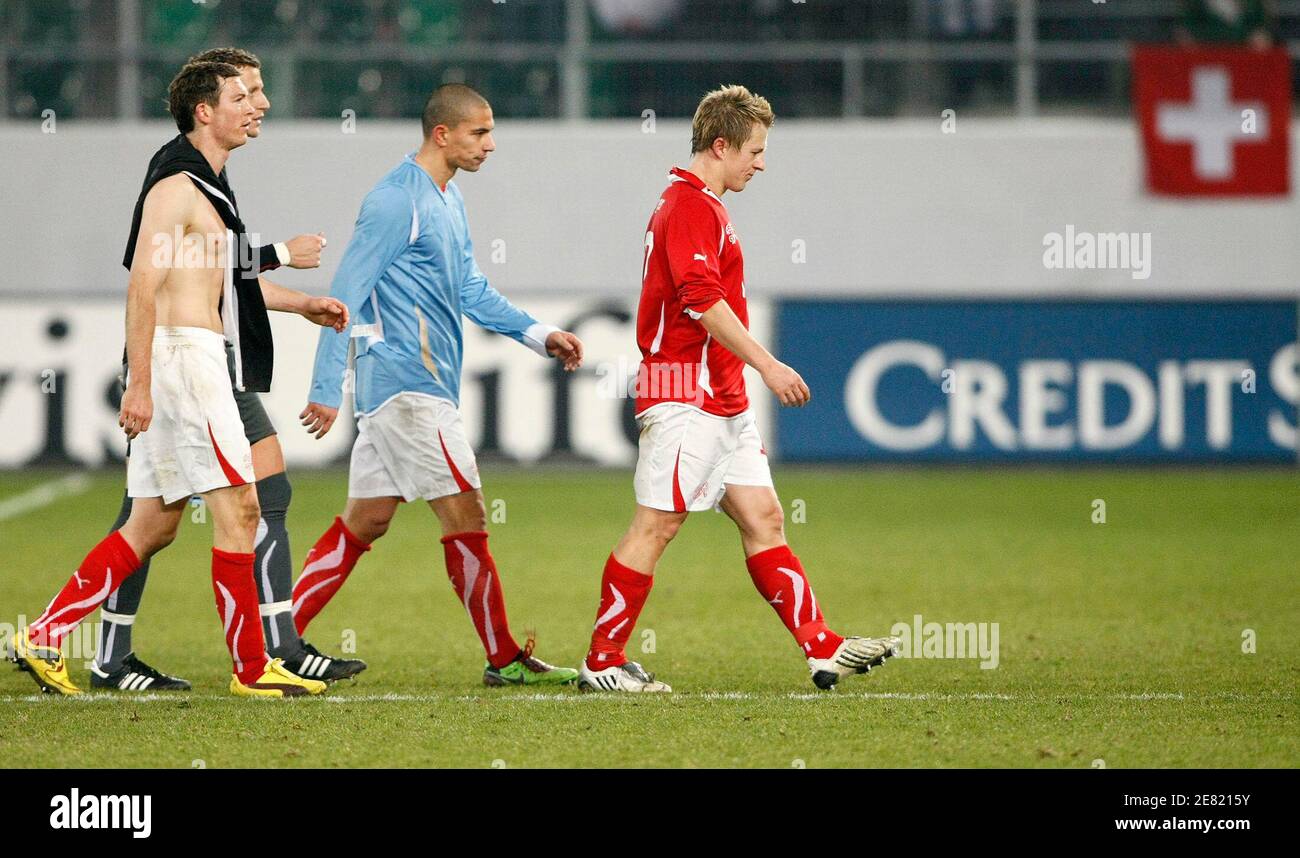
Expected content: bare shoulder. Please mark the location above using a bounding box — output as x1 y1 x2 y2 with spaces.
144 173 200 205
138 174 202 230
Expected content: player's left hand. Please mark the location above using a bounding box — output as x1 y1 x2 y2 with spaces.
546 330 584 371
302 296 349 332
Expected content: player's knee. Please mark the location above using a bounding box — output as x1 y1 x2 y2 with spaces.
737 503 785 545
433 492 487 535
646 514 684 546
366 516 393 542
758 504 786 541
458 498 487 533
348 509 392 543
151 522 180 555
234 494 262 536
159 518 181 549
127 518 179 558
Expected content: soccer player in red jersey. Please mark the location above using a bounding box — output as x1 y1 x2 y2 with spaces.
577 85 901 693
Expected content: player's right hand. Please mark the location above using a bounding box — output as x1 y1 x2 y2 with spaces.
119 385 152 440
299 402 338 439
762 361 811 407
546 330 584 371
285 233 327 269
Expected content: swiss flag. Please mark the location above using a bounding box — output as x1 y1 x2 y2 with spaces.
1134 45 1291 196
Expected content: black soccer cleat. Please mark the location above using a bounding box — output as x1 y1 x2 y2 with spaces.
280 641 367 683
90 653 192 692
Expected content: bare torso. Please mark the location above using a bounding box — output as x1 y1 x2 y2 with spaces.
147 174 228 332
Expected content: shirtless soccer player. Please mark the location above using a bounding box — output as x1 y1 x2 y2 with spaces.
577 85 902 694
293 84 584 687
10 61 347 697
85 47 364 693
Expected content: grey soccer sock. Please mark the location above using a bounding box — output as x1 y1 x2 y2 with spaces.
255 472 305 659
95 490 151 673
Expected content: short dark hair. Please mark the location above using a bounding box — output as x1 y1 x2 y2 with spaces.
168 61 242 133
421 83 490 139
189 47 262 70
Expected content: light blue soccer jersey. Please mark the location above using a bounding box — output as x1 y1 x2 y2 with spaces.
309 154 555 414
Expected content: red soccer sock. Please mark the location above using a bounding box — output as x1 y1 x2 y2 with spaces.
30 531 141 649
292 516 371 634
441 531 520 670
211 548 269 684
746 545 843 660
585 553 654 671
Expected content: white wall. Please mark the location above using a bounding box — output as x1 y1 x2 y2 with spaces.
3 119 1299 300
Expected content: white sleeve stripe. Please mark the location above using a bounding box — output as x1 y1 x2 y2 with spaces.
180 171 237 218
649 303 666 353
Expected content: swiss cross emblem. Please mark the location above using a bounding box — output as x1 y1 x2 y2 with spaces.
1134 45 1290 196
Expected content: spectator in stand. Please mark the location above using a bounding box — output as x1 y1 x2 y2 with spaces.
1176 1 1276 49
591 0 685 35
930 0 1003 109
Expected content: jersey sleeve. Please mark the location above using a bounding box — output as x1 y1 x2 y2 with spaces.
308 183 412 409
664 196 725 319
459 231 556 358
254 243 281 273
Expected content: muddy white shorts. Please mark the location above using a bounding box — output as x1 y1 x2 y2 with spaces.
633 403 774 513
127 326 254 504
348 392 482 502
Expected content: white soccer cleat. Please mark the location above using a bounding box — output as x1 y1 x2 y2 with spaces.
808 635 901 690
578 660 672 693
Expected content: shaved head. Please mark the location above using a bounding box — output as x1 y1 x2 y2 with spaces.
421 83 490 139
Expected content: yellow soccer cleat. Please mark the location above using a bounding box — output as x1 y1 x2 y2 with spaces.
9 628 82 696
230 658 327 698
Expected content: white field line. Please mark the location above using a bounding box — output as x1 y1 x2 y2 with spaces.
0 474 93 523
0 690 1285 705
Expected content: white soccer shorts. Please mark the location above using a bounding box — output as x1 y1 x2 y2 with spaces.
127 326 254 504
633 403 774 513
348 392 482 502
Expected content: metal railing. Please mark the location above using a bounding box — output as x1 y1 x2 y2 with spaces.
3 0 1299 120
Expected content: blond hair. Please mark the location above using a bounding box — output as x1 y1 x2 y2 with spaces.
690 85 774 154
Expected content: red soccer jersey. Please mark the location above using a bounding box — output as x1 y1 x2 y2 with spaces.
634 167 750 417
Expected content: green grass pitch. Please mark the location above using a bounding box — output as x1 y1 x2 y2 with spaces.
1 467 1295 768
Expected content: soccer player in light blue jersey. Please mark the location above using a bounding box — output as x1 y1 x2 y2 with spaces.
291 84 585 686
